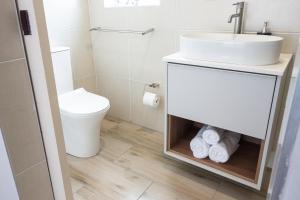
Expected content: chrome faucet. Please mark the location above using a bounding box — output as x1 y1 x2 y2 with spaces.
228 2 245 34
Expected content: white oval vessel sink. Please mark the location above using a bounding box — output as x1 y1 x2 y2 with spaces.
180 33 283 66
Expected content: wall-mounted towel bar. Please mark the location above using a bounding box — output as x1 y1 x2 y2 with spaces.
89 27 154 35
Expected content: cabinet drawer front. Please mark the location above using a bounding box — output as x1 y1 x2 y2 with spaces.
167 63 276 139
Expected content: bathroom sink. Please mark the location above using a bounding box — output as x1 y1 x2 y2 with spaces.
180 33 283 66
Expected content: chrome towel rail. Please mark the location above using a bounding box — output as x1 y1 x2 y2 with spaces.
89 27 155 35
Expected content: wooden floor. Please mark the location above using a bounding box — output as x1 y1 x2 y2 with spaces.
67 117 267 200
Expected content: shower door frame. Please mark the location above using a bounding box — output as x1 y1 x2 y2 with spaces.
15 0 73 199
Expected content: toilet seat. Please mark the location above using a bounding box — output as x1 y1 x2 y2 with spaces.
58 88 110 116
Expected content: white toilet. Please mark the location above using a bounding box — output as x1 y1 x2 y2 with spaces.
51 46 110 157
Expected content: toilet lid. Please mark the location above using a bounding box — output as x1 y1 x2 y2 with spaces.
58 88 110 115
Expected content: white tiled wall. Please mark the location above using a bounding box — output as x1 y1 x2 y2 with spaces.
88 0 300 132
104 0 160 7
43 0 97 92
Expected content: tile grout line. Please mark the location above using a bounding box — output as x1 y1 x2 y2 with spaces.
75 73 97 81
105 124 161 196
108 134 160 186
211 190 217 200
113 146 133 163
137 181 153 200
15 160 46 177
211 180 223 200
0 57 25 65
103 122 135 162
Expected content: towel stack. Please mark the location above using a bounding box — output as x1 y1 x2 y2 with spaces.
190 125 241 163
203 126 225 145
190 125 210 159
208 131 241 163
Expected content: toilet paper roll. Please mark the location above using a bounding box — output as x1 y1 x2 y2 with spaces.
143 92 160 108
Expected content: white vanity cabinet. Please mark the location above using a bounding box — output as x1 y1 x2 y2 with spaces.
163 53 292 190
168 63 276 139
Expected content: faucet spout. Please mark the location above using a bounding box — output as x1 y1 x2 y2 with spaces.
228 2 245 34
228 13 240 23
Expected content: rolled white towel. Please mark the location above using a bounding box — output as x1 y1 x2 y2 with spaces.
203 126 225 145
190 125 210 159
208 131 241 163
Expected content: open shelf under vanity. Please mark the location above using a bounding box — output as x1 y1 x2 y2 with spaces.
163 57 291 189
166 115 265 184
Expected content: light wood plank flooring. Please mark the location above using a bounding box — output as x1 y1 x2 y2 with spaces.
67 118 267 200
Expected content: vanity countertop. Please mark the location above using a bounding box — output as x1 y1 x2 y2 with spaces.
163 53 293 76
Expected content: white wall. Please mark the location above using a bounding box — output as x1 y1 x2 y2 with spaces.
88 0 300 132
43 0 96 93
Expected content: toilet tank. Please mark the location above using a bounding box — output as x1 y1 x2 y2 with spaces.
50 47 74 95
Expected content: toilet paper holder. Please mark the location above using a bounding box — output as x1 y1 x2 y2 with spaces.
144 82 160 93
147 83 160 88
143 83 160 108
